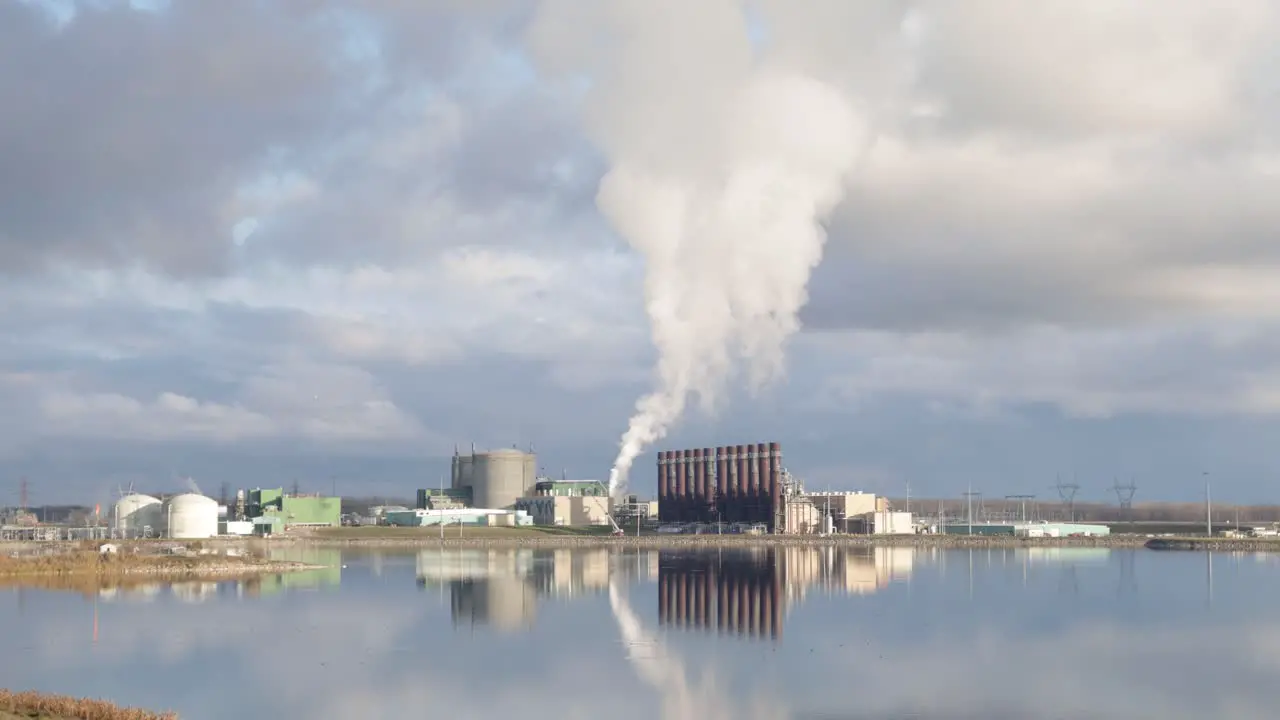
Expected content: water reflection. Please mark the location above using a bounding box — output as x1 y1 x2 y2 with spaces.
414 548 612 632
5 546 1280 720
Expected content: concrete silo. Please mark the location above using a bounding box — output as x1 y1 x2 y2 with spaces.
163 493 219 539
113 493 162 536
470 448 537 509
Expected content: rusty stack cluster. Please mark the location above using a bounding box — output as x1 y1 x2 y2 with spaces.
657 550 782 640
656 442 782 529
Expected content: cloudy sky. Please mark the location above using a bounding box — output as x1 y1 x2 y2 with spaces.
3 0 1280 505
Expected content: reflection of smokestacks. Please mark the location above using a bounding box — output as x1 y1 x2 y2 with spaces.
657 549 782 641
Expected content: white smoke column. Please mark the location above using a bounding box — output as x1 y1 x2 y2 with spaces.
529 1 865 497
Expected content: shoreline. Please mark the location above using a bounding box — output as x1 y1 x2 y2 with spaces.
0 547 324 589
273 531 1280 552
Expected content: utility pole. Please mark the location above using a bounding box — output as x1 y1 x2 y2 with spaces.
963 486 982 535
1204 471 1212 537
439 474 444 542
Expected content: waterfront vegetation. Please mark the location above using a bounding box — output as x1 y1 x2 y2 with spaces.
0 689 175 720
0 545 305 594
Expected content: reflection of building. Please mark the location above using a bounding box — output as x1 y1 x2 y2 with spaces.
658 549 783 640
416 548 613 631
658 547 916 640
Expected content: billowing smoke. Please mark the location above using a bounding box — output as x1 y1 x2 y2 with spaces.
529 1 872 497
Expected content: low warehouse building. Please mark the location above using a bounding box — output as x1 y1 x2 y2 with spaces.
386 508 530 527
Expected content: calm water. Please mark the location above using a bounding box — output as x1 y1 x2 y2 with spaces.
1 546 1277 719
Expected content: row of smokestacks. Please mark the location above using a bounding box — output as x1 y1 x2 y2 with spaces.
657 550 782 641
656 442 782 528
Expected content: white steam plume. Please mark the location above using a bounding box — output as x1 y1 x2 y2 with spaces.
529 1 868 497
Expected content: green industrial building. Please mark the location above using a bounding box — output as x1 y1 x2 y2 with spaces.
416 487 473 509
532 480 607 497
246 488 341 529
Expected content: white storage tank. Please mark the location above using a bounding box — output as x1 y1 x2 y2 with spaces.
113 494 162 535
163 493 218 539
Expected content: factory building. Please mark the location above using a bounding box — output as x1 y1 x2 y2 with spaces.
657 442 783 531
244 488 341 529
515 495 612 527
658 549 783 640
387 507 531 527
448 445 538 510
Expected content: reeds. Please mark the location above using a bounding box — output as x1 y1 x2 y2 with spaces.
0 689 177 719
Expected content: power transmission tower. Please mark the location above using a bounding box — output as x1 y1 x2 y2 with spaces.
1053 476 1080 522
1111 478 1137 524
1005 494 1036 524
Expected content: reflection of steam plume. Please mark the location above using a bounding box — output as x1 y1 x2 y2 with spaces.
658 550 782 641
608 571 786 720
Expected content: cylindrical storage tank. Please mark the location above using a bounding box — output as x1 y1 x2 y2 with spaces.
455 454 474 490
113 494 162 535
471 449 535 509
163 493 218 539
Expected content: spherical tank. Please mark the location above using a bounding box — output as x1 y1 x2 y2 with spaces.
471 449 535 509
163 493 219 539
113 494 162 534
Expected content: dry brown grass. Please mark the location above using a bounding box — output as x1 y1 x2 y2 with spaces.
0 549 278 596
0 550 238 576
0 689 176 719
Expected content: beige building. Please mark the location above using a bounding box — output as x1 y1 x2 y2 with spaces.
516 495 612 526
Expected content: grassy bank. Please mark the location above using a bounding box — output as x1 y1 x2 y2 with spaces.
0 690 175 720
0 548 316 593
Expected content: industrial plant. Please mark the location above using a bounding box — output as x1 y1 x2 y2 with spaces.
400 445 633 530
656 441 911 535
